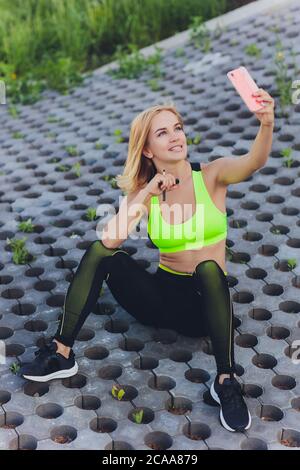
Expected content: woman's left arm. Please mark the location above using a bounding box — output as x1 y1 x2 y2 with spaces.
214 88 275 186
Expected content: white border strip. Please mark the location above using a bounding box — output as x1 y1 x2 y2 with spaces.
95 0 299 75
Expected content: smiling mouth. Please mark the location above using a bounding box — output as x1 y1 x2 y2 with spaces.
169 145 183 151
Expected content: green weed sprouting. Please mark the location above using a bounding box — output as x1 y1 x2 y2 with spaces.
287 259 297 270
65 145 78 156
108 44 163 80
244 44 262 58
18 218 35 233
10 362 21 375
189 16 211 52
6 237 32 264
280 148 294 168
85 207 97 221
72 162 81 177
132 409 144 424
113 129 124 143
111 385 125 401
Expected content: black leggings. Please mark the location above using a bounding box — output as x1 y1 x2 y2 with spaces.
53 239 236 375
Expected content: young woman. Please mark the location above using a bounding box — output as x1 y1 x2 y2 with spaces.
21 90 274 433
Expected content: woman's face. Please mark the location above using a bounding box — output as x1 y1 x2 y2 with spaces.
143 110 187 164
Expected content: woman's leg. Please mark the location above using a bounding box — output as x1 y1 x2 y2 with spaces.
192 259 236 375
53 239 170 348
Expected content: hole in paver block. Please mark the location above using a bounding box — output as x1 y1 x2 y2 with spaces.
279 429 300 448
74 395 101 410
55 259 78 269
169 349 193 362
0 231 15 240
76 328 95 341
24 320 48 332
62 374 87 389
24 382 49 397
165 396 193 415
144 431 172 450
0 327 13 340
245 267 267 279
1 288 24 299
46 294 64 307
241 384 263 398
34 236 56 245
105 440 134 450
51 425 77 444
90 417 117 433
104 319 129 334
292 276 300 289
0 391 11 405
184 368 210 384
257 244 278 256
241 438 268 450
0 275 13 285
287 238 300 249
98 365 122 380
262 284 284 296
271 375 296 390
25 267 44 277
235 333 258 348
252 353 277 369
111 384 138 401
183 422 211 441
64 229 85 238
266 326 290 340
256 213 273 223
11 303 36 316
34 280 56 292
44 247 67 257
248 308 272 321
243 232 263 242
280 300 300 314
128 407 154 424
118 337 143 351
132 356 159 370
52 219 73 228
84 346 109 360
291 397 300 411
0 412 24 429
6 344 25 356
9 434 38 450
36 403 63 419
256 404 283 422
148 376 176 391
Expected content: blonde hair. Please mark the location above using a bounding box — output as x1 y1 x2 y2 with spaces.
115 101 184 196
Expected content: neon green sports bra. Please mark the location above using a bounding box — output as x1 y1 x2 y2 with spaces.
147 161 227 253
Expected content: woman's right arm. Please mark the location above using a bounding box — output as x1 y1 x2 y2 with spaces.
101 171 178 249
101 187 152 249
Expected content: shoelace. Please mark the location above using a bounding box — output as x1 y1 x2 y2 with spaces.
219 380 245 410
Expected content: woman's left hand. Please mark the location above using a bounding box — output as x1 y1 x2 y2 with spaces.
252 88 275 127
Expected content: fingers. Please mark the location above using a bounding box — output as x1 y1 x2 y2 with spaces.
160 173 178 191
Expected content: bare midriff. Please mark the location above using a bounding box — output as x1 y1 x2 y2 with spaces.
159 238 227 275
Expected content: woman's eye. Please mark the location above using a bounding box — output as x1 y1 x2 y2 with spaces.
158 126 182 137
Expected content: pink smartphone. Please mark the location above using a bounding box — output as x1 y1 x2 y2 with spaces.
227 66 265 113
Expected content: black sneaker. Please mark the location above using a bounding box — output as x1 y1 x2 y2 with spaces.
20 340 78 382
210 374 251 432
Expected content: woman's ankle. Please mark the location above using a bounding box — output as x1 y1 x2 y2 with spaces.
53 339 71 359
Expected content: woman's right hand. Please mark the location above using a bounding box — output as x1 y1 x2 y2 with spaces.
145 171 179 197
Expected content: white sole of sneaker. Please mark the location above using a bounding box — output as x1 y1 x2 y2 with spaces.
22 361 79 382
210 380 252 432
